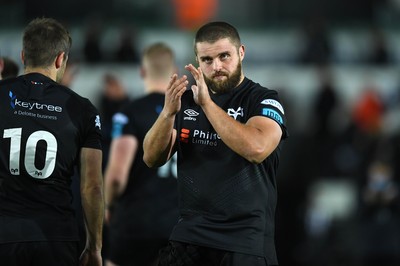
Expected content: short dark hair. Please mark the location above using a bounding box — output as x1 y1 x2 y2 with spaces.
23 17 72 68
194 21 241 55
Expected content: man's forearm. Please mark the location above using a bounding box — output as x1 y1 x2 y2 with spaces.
143 110 176 167
81 184 104 251
80 148 104 251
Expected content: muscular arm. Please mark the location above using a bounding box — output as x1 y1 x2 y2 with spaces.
80 147 104 253
143 111 177 167
202 101 282 164
104 135 137 210
186 64 282 164
143 74 188 167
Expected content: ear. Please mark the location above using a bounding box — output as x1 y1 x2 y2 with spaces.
139 66 146 79
20 51 25 65
55 52 66 69
239 45 245 61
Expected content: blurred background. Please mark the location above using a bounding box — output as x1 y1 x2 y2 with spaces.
1 0 400 265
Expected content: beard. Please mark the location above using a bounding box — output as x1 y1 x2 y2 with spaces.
204 60 242 94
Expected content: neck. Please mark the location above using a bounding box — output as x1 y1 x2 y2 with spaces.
25 66 56 81
144 80 169 94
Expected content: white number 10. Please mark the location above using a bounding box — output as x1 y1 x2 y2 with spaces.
3 128 57 179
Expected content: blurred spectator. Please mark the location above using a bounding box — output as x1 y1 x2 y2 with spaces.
114 26 140 63
368 26 390 65
83 20 103 63
352 87 385 134
363 161 398 205
311 64 338 138
0 57 3 80
300 16 332 65
310 65 340 178
172 0 218 30
1 57 19 79
357 160 400 266
331 86 385 179
98 73 130 167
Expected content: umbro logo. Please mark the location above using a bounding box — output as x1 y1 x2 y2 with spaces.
184 109 199 116
184 109 199 121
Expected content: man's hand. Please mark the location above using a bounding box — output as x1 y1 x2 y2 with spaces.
163 74 188 117
185 64 211 106
80 249 102 266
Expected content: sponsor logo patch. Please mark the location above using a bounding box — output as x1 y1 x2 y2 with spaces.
261 99 284 114
9 90 62 112
192 129 220 146
180 128 190 143
180 128 221 146
262 108 283 125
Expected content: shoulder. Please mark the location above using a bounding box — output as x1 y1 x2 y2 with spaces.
58 85 98 112
247 78 276 95
240 78 287 115
0 76 25 94
59 84 89 102
134 92 164 105
120 93 164 114
0 76 19 86
239 78 280 101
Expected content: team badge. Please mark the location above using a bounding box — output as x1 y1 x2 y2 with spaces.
227 107 244 120
95 115 101 129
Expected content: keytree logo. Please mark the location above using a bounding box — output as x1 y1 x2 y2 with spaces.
9 91 16 109
9 90 63 112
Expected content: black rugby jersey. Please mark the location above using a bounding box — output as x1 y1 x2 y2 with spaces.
0 73 102 243
171 77 288 264
109 93 179 240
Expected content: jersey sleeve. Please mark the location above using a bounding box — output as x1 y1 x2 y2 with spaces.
250 89 289 139
110 103 138 139
82 100 103 149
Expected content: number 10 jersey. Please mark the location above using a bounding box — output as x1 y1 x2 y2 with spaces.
0 73 102 243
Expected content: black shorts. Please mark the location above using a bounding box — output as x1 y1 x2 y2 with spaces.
107 237 168 266
0 241 79 266
158 241 271 266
